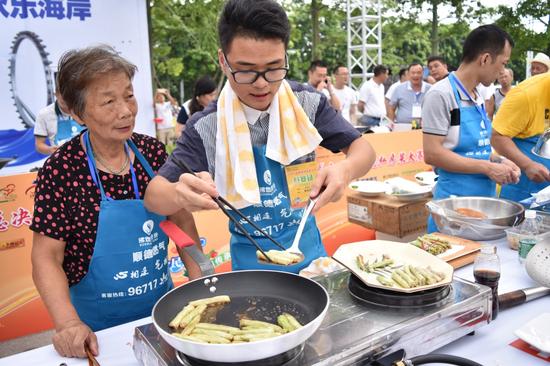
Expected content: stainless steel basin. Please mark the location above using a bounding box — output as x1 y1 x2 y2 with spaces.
428 196 525 240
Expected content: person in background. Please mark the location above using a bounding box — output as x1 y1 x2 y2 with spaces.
422 24 520 233
176 99 191 137
34 91 84 155
479 82 497 121
491 72 550 201
145 0 375 274
387 62 431 131
31 46 202 359
189 76 218 116
306 60 341 111
154 88 178 146
385 68 408 104
176 76 218 137
357 64 388 127
427 55 449 82
493 67 514 114
332 64 358 124
530 52 550 76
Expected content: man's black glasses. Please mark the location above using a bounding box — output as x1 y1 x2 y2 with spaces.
223 53 289 84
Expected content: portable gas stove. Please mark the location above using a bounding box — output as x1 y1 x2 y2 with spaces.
133 269 491 366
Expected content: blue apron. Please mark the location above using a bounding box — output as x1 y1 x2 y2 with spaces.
499 136 550 202
54 102 84 145
229 145 326 273
70 132 172 331
427 73 495 233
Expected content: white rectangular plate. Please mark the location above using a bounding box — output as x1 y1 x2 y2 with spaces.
333 240 454 293
515 313 550 353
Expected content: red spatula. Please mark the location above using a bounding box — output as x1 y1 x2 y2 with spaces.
159 220 215 277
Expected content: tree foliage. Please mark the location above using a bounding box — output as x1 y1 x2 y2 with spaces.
282 0 347 82
150 0 224 101
495 0 550 80
149 0 542 101
394 0 489 55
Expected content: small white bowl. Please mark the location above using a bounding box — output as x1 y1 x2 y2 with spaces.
349 180 388 197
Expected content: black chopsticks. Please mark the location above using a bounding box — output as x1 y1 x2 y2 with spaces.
169 156 287 263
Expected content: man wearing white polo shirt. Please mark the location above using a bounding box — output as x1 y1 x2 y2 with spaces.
357 65 388 127
332 65 358 124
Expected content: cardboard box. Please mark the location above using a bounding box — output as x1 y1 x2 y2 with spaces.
347 193 429 238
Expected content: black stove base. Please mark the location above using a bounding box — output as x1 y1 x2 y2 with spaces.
348 274 451 308
175 344 306 366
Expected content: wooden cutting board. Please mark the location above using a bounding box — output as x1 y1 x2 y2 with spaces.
413 233 482 269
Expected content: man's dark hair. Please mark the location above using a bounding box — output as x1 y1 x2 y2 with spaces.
427 55 446 65
462 24 514 63
218 0 290 53
408 62 423 71
398 68 407 78
373 64 387 77
333 64 346 74
308 60 328 73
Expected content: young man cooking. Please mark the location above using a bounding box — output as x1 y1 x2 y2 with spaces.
421 24 520 233
145 0 375 273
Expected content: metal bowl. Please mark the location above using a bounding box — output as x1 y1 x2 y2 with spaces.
532 128 550 159
429 197 525 240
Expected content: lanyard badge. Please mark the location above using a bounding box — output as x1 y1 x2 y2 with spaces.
450 73 488 130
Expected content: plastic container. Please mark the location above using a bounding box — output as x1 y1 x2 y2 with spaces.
506 210 550 250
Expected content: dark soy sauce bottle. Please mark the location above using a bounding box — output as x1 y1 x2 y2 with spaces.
473 244 501 321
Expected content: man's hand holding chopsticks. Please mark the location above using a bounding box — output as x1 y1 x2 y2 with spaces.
176 171 219 211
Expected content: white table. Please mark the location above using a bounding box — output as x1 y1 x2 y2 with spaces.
1 238 548 366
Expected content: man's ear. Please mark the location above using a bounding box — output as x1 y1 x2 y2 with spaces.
218 49 225 70
480 53 491 66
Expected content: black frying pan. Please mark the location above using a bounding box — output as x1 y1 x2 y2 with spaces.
152 270 329 363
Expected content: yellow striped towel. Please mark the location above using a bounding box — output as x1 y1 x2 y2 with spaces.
215 80 322 208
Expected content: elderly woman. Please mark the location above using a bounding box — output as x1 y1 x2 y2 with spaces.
30 46 203 359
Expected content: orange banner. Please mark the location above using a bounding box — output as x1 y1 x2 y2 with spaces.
0 131 428 341
0 172 54 341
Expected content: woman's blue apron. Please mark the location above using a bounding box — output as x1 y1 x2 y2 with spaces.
427 73 495 233
229 145 326 273
54 102 84 145
499 136 550 202
70 132 172 331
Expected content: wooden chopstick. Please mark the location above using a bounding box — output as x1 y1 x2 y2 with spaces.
85 343 100 366
169 156 284 262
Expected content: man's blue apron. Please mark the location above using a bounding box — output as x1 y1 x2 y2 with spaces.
229 145 326 273
54 102 84 145
427 73 495 233
499 136 550 202
70 132 172 331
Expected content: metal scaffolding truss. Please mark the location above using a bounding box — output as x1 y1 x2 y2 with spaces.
347 0 382 89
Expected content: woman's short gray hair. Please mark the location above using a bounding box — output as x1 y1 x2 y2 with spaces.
56 45 137 119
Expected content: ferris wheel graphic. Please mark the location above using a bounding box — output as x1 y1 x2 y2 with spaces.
8 31 55 128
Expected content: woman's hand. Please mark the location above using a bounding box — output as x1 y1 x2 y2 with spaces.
53 319 98 358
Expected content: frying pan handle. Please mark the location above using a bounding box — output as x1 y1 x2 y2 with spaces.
159 220 215 277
